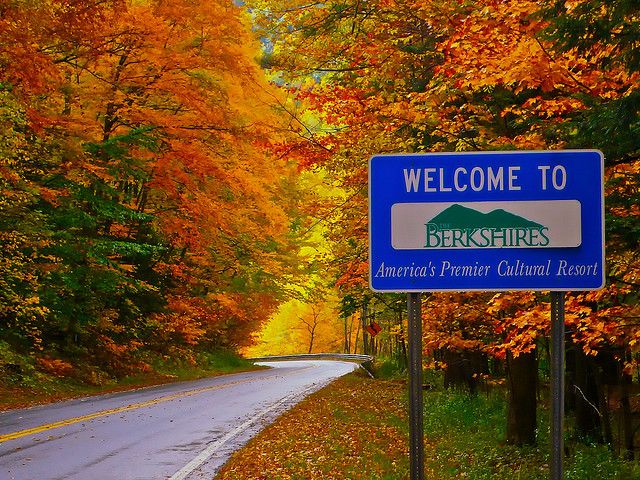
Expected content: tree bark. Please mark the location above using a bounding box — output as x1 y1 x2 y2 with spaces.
397 307 407 370
621 372 635 460
506 349 538 446
361 301 369 355
571 348 603 442
307 329 315 354
344 316 349 353
442 349 488 394
596 366 613 446
353 320 360 355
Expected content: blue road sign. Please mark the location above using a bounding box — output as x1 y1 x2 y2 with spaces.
369 151 604 292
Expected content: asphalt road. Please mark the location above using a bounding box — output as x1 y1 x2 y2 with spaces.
0 360 357 480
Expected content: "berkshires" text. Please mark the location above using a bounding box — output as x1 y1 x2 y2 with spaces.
425 223 550 248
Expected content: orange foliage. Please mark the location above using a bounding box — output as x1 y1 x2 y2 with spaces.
36 358 74 377
0 0 302 376
248 0 640 372
217 376 408 480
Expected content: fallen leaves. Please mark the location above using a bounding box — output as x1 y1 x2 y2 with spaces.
215 374 409 480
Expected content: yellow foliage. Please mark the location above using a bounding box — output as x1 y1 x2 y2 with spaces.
245 296 343 356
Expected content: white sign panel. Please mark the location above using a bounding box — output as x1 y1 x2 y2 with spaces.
391 200 581 250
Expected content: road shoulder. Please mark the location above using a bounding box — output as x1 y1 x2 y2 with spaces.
215 372 409 479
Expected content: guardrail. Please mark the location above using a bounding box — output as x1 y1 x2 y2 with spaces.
247 353 374 364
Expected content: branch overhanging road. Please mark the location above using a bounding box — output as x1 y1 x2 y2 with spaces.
0 357 365 480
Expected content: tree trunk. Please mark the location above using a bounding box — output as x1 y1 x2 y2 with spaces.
348 316 354 353
506 349 538 446
353 321 360 355
596 367 613 446
570 347 603 442
307 330 315 354
397 308 407 370
361 302 369 355
621 373 635 460
443 350 465 390
344 316 349 353
443 349 488 394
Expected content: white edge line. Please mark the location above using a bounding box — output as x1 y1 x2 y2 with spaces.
168 385 319 480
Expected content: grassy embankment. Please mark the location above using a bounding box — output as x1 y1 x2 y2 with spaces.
0 348 260 411
216 366 640 480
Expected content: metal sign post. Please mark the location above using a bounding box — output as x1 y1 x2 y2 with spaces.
407 292 424 480
550 291 566 480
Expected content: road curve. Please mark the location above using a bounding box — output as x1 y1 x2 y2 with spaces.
0 360 357 480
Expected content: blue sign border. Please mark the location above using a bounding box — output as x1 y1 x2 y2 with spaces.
369 150 605 292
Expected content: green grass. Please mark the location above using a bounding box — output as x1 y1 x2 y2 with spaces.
368 357 640 479
149 349 258 379
421 388 640 479
0 347 261 411
374 357 407 379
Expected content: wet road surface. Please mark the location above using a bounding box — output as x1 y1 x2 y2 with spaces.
0 360 357 480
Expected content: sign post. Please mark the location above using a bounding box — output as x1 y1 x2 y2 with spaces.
368 151 604 480
550 291 566 480
407 292 424 480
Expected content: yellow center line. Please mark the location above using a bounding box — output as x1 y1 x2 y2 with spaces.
0 366 314 444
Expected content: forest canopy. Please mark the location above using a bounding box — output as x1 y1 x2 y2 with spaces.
0 0 304 380
243 0 640 451
2 1 640 456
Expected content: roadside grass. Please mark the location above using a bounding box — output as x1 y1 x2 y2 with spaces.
215 368 640 480
420 388 640 479
0 349 261 411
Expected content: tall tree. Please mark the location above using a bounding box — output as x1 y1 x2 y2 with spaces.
249 0 640 449
0 0 301 378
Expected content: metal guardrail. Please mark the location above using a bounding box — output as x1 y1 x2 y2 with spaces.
247 353 374 364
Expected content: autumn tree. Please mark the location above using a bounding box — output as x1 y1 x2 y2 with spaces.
249 0 640 451
0 0 302 380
